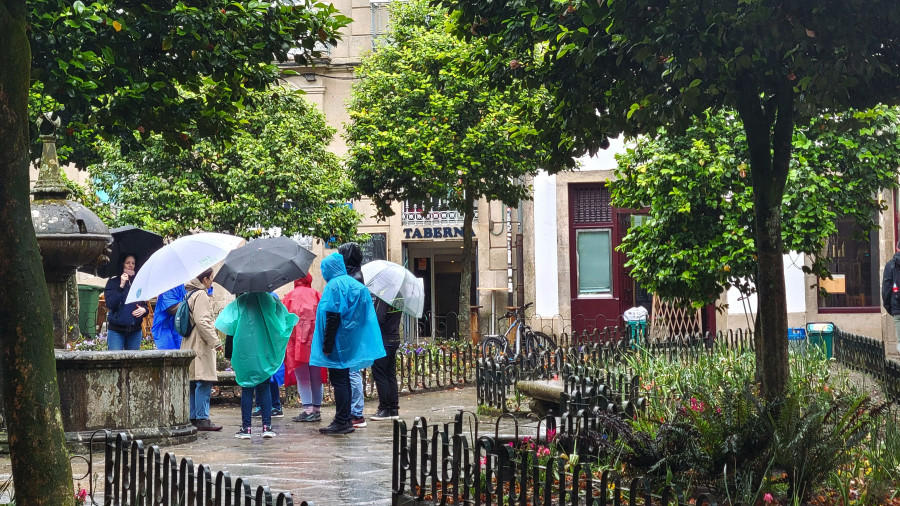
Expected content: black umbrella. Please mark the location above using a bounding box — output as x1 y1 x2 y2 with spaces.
81 226 165 278
213 236 316 294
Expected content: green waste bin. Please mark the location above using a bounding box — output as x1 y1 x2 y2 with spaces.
626 320 647 347
806 322 834 359
77 284 104 338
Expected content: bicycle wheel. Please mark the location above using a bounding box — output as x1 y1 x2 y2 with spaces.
481 336 508 360
526 331 557 354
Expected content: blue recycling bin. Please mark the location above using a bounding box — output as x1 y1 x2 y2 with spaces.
806 322 834 359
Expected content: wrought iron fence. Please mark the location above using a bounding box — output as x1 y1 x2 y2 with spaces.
360 342 478 398
834 328 900 402
216 342 478 404
71 431 304 505
477 329 756 412
391 411 729 506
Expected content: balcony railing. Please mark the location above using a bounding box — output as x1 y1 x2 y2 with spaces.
401 200 478 226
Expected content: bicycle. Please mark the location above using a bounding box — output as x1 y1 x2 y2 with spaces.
480 302 557 362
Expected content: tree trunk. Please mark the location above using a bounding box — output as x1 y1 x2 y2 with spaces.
735 80 794 400
457 188 475 341
0 2 76 504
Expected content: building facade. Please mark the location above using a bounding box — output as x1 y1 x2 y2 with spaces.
522 141 899 349
283 1 899 345
283 0 523 340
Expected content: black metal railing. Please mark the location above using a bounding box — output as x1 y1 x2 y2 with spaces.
391 411 730 506
477 329 756 412
74 431 305 505
834 328 900 402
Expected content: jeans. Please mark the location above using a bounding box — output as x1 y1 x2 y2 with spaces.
107 328 142 351
329 368 351 425
372 342 400 412
241 382 271 428
295 363 323 408
349 369 364 417
189 380 212 420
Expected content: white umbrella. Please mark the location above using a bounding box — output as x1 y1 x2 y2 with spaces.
125 232 244 303
360 260 425 318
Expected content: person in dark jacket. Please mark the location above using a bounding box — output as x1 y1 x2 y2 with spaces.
104 253 148 350
369 297 402 421
882 242 900 352
338 242 368 428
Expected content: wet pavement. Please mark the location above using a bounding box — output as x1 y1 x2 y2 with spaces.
0 387 485 505
0 386 551 505
165 387 479 505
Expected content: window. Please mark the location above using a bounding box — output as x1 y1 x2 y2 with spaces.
818 217 880 309
576 229 612 295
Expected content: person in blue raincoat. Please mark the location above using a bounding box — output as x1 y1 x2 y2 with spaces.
310 253 385 434
216 292 298 439
151 285 186 349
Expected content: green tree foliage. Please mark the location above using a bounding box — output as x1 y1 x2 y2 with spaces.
345 0 549 336
443 0 900 397
89 89 359 241
28 0 350 162
612 106 900 306
1 0 348 502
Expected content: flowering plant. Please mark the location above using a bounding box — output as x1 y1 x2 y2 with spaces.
74 484 89 506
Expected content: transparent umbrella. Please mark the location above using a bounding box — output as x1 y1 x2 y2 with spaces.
360 260 425 318
125 232 244 303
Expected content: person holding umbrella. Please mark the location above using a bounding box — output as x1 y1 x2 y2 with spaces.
213 236 309 439
310 252 385 435
181 268 223 431
104 253 149 350
360 260 426 421
369 298 403 421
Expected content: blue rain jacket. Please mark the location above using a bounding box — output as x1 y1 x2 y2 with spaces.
215 293 299 388
151 285 186 350
310 253 385 371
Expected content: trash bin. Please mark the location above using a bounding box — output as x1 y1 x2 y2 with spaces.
788 327 806 352
806 322 834 359
77 284 104 338
623 306 649 347
626 320 648 346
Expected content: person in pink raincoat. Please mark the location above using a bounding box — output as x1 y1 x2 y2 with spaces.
283 272 325 422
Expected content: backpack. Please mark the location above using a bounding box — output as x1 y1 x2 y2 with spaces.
174 290 200 337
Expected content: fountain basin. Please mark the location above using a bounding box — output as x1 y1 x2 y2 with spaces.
54 349 197 450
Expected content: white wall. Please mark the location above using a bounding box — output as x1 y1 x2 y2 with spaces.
727 252 807 317
577 137 626 171
532 171 559 317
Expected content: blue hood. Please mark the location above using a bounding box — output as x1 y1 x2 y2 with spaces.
321 253 348 282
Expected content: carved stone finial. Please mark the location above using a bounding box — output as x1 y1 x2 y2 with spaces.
31 112 70 200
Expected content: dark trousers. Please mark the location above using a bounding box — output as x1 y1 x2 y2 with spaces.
269 377 281 409
328 367 351 425
241 382 271 428
372 341 400 411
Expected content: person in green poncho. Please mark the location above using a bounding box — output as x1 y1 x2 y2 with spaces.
216 292 299 440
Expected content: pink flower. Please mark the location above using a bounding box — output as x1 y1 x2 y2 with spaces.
764 493 774 504
546 428 557 442
689 397 705 412
715 407 722 415
479 456 487 466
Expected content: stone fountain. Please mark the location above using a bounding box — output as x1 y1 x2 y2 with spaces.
7 113 198 450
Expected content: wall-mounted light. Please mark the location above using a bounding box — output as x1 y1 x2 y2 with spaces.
302 73 317 82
